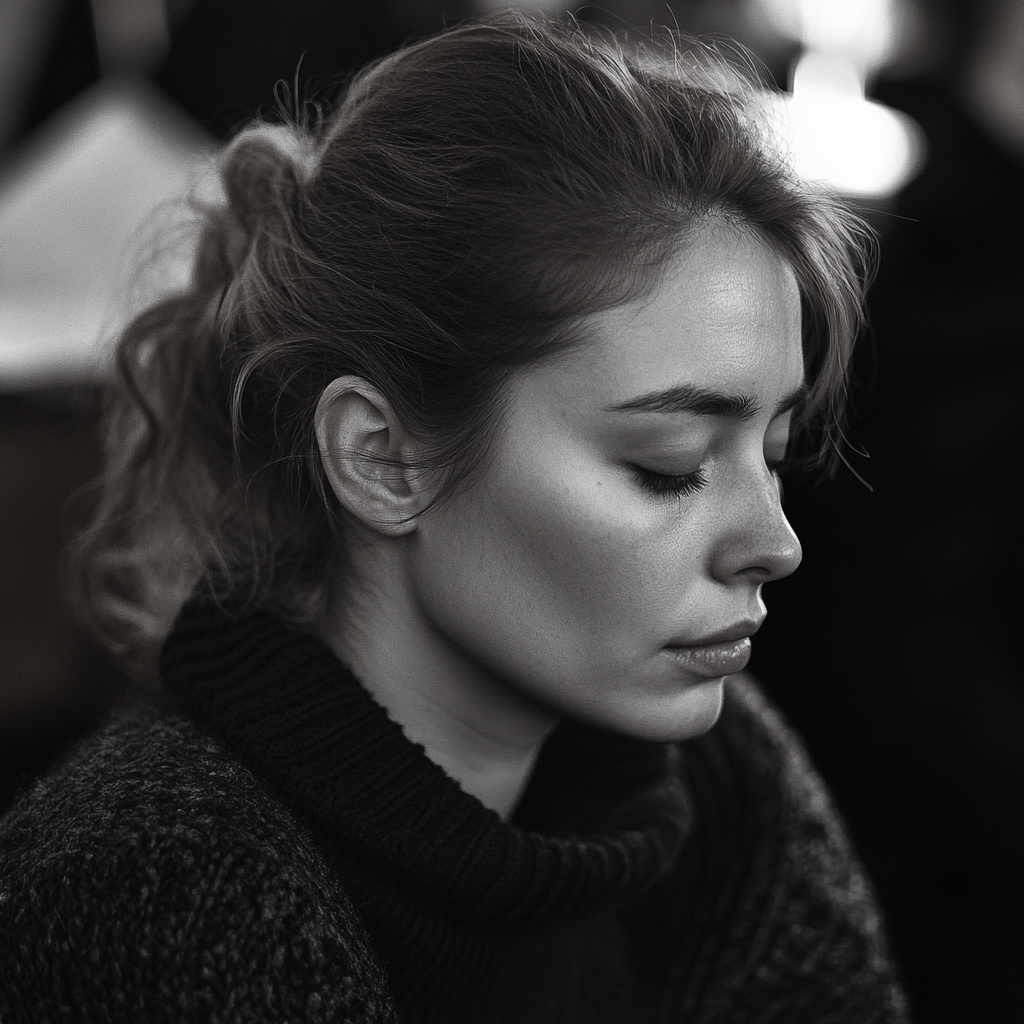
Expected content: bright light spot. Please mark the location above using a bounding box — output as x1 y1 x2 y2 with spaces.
759 0 900 74
759 53 926 198
753 0 927 199
791 49 864 97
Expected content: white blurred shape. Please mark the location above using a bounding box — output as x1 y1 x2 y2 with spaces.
0 79 213 391
759 50 926 198
758 0 901 74
792 48 864 97
751 0 927 198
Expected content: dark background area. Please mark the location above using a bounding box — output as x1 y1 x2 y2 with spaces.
755 63 1023 1023
1 2 1021 1022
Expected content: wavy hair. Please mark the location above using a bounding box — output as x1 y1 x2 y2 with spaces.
74 14 875 674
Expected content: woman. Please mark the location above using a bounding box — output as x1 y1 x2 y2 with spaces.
0 15 909 1023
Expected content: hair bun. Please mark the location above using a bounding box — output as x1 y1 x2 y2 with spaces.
215 125 315 273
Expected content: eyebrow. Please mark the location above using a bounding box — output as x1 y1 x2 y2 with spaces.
605 382 808 421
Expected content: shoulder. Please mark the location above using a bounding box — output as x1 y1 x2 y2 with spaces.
676 674 911 1023
0 700 397 1024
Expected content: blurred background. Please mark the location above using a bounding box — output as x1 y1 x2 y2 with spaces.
0 1 1020 1020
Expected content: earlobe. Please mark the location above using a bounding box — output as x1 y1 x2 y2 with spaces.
314 376 429 536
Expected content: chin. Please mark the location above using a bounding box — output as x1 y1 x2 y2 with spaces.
621 677 726 743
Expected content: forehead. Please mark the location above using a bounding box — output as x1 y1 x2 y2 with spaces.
562 221 804 405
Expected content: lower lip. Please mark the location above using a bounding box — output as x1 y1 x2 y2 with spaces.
661 637 752 678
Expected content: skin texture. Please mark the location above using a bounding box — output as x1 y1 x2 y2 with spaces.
316 219 805 818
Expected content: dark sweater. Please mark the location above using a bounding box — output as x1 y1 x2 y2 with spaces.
0 598 911 1022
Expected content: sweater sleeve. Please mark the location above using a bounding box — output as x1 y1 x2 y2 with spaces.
669 675 913 1024
0 706 399 1024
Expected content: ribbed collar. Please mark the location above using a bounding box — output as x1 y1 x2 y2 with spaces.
160 595 692 932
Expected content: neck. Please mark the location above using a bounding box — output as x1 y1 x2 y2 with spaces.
318 538 559 820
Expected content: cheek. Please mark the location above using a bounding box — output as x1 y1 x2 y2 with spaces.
416 449 699 657
495 476 640 620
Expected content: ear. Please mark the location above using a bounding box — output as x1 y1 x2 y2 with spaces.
314 376 431 536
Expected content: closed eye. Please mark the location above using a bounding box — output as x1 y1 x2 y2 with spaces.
634 466 709 499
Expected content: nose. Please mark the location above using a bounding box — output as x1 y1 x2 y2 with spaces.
709 469 803 585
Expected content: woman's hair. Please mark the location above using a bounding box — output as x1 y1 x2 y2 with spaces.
76 14 874 674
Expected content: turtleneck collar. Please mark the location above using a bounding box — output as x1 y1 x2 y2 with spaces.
160 594 692 933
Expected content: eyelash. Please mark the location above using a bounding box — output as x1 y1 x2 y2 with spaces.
636 457 793 500
634 466 710 498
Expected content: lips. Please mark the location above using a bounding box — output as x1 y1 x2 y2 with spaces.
661 637 753 677
668 619 763 647
661 620 763 678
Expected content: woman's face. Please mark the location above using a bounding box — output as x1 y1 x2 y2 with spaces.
409 220 804 741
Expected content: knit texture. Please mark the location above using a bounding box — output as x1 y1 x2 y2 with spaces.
0 597 911 1023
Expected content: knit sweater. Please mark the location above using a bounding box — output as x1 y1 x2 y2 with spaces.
0 597 911 1023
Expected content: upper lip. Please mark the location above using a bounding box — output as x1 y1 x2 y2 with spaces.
668 620 764 647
